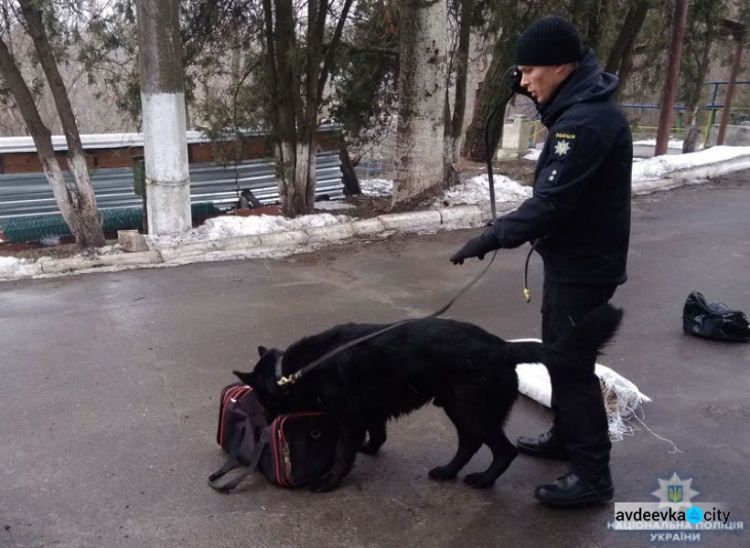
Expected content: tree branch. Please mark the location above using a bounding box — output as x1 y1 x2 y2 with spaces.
317 0 355 101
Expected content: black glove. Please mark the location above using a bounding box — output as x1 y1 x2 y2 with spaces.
510 67 533 99
450 227 499 265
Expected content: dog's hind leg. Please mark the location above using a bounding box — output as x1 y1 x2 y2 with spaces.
438 383 518 489
308 424 365 493
359 421 387 455
429 393 483 481
428 429 482 481
463 430 518 489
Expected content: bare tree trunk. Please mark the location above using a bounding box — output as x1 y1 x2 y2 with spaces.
443 0 471 186
461 37 513 162
294 140 312 212
298 0 326 213
568 0 588 30
605 0 651 75
607 1 651 101
588 0 610 52
617 41 636 98
303 140 317 208
443 96 458 188
394 0 447 204
19 0 105 248
136 0 193 235
264 0 354 217
339 143 361 195
681 9 714 153
568 0 609 50
231 39 243 90
0 38 87 242
682 105 702 153
273 0 306 216
655 0 688 157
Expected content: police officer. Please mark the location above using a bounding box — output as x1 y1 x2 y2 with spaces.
450 15 632 507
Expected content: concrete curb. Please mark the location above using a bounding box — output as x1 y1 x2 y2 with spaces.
352 218 386 236
378 210 442 232
1 156 748 282
306 223 355 243
438 205 484 229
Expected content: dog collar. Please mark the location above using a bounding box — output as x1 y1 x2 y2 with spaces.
275 353 298 386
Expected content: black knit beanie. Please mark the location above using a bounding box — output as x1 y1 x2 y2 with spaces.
515 16 583 66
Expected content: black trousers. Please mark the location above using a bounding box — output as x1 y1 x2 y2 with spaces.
541 279 616 482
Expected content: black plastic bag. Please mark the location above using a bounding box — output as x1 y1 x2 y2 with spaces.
682 291 750 342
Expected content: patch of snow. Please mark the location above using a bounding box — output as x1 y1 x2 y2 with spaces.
359 178 393 197
437 174 532 206
149 213 351 247
95 244 120 255
0 256 26 267
632 146 750 182
524 149 541 161
40 236 62 247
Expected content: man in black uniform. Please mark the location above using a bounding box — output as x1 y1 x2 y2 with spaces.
450 15 632 507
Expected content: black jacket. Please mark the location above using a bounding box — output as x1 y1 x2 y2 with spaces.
488 50 632 286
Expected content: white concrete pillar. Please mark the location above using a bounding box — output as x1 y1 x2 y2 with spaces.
496 114 531 160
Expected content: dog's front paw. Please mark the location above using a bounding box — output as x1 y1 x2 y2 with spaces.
463 472 496 489
306 482 332 493
306 473 341 493
428 465 458 481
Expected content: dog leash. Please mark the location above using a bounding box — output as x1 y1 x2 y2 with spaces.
277 250 498 386
278 69 532 387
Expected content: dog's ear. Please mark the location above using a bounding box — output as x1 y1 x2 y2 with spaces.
258 346 269 357
233 370 257 388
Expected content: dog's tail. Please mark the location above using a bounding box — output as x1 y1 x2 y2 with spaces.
505 304 623 373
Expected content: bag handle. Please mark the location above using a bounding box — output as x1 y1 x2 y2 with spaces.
208 427 271 493
208 423 244 482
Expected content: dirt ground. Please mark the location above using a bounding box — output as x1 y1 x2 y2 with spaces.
0 159 535 262
0 235 123 262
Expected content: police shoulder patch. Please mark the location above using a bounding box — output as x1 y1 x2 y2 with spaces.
551 130 577 159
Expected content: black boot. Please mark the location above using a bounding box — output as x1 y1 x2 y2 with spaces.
534 470 614 508
517 428 570 460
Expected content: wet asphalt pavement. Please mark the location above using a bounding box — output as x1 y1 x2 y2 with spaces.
1 173 749 548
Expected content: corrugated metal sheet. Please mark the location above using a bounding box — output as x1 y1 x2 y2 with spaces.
0 151 344 225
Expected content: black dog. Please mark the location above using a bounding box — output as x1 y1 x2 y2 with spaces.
234 304 622 492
